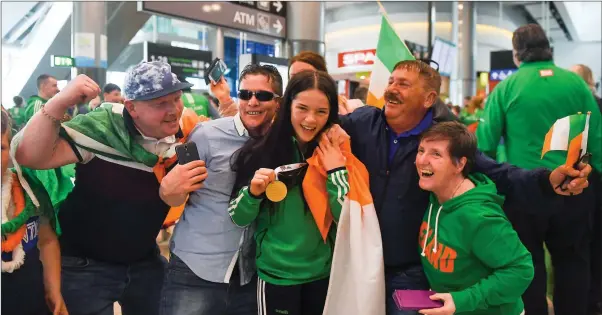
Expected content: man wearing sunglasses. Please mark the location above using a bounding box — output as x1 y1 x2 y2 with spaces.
159 63 283 315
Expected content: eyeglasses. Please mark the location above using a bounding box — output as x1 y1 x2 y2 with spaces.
238 89 279 102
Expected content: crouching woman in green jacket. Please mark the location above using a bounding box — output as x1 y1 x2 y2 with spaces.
415 121 534 315
228 70 350 315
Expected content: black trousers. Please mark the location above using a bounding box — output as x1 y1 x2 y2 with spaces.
505 188 596 315
589 172 602 315
256 277 329 315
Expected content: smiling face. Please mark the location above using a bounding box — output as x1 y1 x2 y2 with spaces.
415 138 466 193
238 74 280 136
291 88 331 145
384 68 435 123
125 90 183 139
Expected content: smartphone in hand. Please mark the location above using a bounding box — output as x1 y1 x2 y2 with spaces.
205 58 228 85
175 142 201 165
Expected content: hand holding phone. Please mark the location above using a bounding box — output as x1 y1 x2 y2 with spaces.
175 142 201 165
555 152 592 192
205 58 228 85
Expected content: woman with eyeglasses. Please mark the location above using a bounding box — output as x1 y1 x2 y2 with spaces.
228 70 350 315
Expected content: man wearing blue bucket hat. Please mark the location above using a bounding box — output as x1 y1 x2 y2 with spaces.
14 61 207 315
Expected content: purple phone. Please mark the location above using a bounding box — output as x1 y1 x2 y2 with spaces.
393 290 443 311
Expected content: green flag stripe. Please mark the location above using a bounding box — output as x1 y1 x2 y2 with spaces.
568 114 587 142
375 16 415 72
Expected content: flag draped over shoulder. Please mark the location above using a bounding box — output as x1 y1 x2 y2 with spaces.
366 16 415 109
541 112 591 166
303 140 385 315
59 102 201 226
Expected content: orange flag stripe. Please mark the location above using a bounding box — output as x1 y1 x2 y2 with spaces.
565 133 583 167
541 124 554 158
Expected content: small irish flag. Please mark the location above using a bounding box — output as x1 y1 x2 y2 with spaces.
541 112 591 166
366 16 415 108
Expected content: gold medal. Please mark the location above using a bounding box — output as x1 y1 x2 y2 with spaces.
266 180 287 202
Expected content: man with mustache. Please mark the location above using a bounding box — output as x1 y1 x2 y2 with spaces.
337 60 593 315
14 61 206 315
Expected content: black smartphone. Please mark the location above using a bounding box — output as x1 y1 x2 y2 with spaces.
204 58 227 85
175 142 201 165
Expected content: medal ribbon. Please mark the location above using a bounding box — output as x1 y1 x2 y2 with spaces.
273 163 307 180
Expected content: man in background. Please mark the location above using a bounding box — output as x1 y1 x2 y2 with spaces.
103 83 123 104
183 85 220 119
476 24 602 315
8 96 26 130
24 74 60 122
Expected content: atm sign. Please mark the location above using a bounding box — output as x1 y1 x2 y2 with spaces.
338 49 376 68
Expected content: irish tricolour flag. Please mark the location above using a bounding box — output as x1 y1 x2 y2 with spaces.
541 112 591 166
366 16 415 108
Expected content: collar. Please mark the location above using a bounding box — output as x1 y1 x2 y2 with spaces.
386 109 434 138
122 107 184 140
519 60 555 69
233 113 248 137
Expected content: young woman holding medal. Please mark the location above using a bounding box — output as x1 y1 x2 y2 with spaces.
1 108 68 315
228 70 350 315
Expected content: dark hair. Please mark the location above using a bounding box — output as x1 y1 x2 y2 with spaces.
103 83 122 94
420 121 476 177
240 63 284 97
230 70 339 201
36 74 55 89
289 51 328 74
13 96 24 107
393 60 441 94
512 24 553 63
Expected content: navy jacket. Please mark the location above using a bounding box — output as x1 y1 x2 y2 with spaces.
339 102 555 270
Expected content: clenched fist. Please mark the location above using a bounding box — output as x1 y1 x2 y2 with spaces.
249 168 276 197
53 75 101 110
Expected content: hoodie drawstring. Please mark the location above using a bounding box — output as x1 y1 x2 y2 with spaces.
433 206 443 253
421 204 433 257
421 204 443 256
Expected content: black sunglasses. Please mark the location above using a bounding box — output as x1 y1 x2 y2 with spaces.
238 89 279 102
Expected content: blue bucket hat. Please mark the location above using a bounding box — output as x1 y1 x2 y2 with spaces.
124 61 193 101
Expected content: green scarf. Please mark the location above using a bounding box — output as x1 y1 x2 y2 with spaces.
1 168 60 237
59 103 159 167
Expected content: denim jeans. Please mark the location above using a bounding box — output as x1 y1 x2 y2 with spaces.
385 265 430 315
160 253 257 315
61 253 166 315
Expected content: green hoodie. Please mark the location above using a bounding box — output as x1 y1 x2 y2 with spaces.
418 173 533 315
24 95 47 123
182 92 210 118
228 140 350 286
